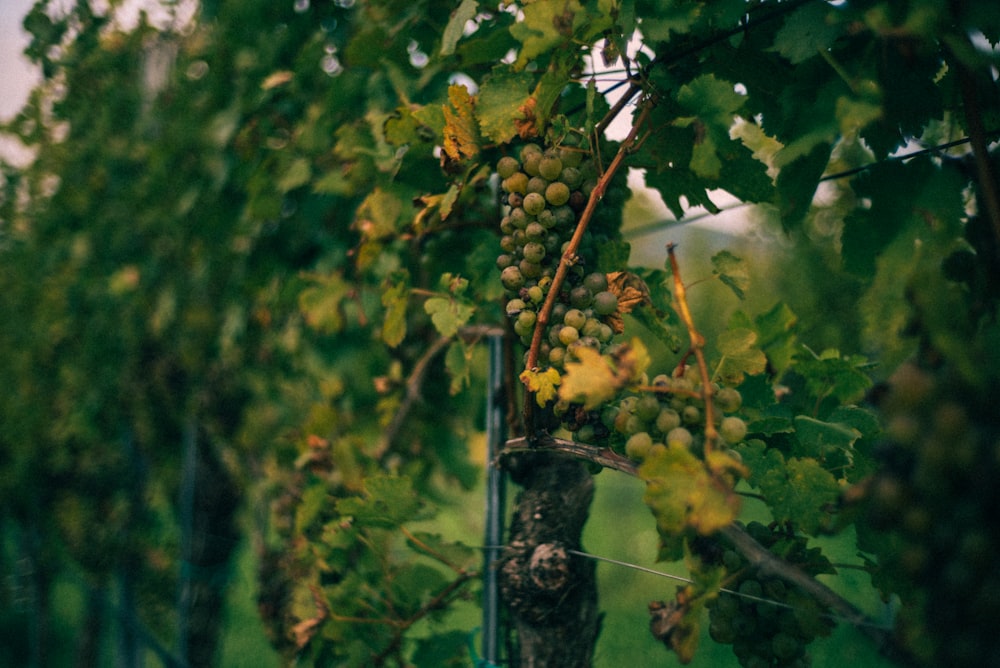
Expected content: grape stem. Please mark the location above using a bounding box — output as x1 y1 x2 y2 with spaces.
666 244 720 462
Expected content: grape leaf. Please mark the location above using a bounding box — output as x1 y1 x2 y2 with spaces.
794 351 873 405
711 250 749 300
775 141 832 230
476 67 536 144
793 415 861 462
640 443 742 537
758 456 840 535
335 475 430 528
715 327 767 385
509 0 584 69
411 630 470 667
424 296 474 339
520 367 561 406
558 347 618 410
381 276 409 347
405 531 479 572
299 271 349 333
442 84 481 163
771 3 843 65
440 0 479 56
444 340 473 395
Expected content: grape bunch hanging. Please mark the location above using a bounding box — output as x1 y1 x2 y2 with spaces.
496 141 620 368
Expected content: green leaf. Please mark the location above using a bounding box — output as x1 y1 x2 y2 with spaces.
771 3 843 65
476 67 536 144
444 340 472 395
794 352 873 405
405 531 479 572
793 415 861 461
424 296 474 339
335 475 430 528
298 271 349 333
381 276 409 347
295 482 329 533
411 630 470 667
758 456 840 534
509 0 593 69
440 0 479 56
711 250 749 300
734 439 784 490
278 157 312 192
775 141 831 230
715 327 767 385
754 302 798 376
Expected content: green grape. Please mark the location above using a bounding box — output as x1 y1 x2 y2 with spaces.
563 308 587 330
583 272 608 293
523 192 546 216
513 318 534 338
545 181 571 206
581 317 603 339
625 431 653 459
526 175 548 195
516 309 537 330
592 290 618 315
655 407 681 434
501 265 525 291
537 209 556 229
505 298 527 316
522 150 542 176
548 346 566 368
503 172 528 194
552 205 576 227
525 221 545 240
597 323 614 343
558 325 580 346
559 145 583 167
666 427 693 448
715 386 743 412
720 416 748 445
682 405 701 425
496 253 514 270
560 166 583 189
518 258 542 278
538 155 563 180
522 241 546 263
525 284 544 304
497 155 520 178
519 142 542 162
569 286 593 309
635 395 661 422
509 206 529 228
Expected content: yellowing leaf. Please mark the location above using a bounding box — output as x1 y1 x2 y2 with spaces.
520 367 561 406
640 443 741 536
381 278 409 347
715 327 767 385
442 84 480 162
298 271 349 333
558 346 619 409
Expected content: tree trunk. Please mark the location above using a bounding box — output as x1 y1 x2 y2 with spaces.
499 452 601 668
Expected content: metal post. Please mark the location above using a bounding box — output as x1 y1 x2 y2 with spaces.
482 332 507 666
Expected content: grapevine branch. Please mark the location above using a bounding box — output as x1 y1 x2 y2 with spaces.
497 435 908 659
666 243 720 460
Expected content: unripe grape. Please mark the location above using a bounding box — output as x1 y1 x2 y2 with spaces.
655 407 681 434
525 284 544 304
505 298 526 316
519 143 542 162
516 309 537 330
570 285 593 309
558 325 579 346
513 317 534 337
597 323 614 343
522 151 542 176
635 395 661 422
518 258 542 278
526 176 548 195
525 221 545 240
538 155 563 180
509 207 529 228
545 181 571 206
715 387 743 413
522 241 546 263
523 192 546 216
581 317 603 339
625 431 654 459
560 166 583 189
497 156 520 179
563 308 586 329
720 416 748 445
548 346 566 368
503 172 528 194
583 272 609 293
667 427 693 448
496 253 514 269
553 205 576 227
501 265 525 291
682 405 701 425
559 146 583 167
537 209 556 229
592 290 618 316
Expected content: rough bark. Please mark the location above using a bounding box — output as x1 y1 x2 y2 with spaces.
499 452 601 668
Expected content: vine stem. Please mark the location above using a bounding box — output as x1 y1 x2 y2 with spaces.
666 244 720 460
523 98 654 377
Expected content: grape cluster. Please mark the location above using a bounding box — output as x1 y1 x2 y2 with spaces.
702 522 834 668
593 367 747 461
862 360 1000 666
496 142 619 368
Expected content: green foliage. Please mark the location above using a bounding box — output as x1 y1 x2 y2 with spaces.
2 0 999 665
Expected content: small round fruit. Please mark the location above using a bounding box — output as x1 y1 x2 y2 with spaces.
538 155 564 180
655 407 681 433
715 387 743 413
625 432 654 459
563 308 586 329
501 266 525 291
592 290 618 316
666 427 693 448
497 156 520 179
682 405 701 425
523 192 546 216
558 325 580 346
545 181 571 206
583 272 609 293
570 286 593 309
503 172 528 194
635 395 661 422
720 416 748 445
522 241 546 263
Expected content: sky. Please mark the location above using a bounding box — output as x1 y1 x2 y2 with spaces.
0 0 39 122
